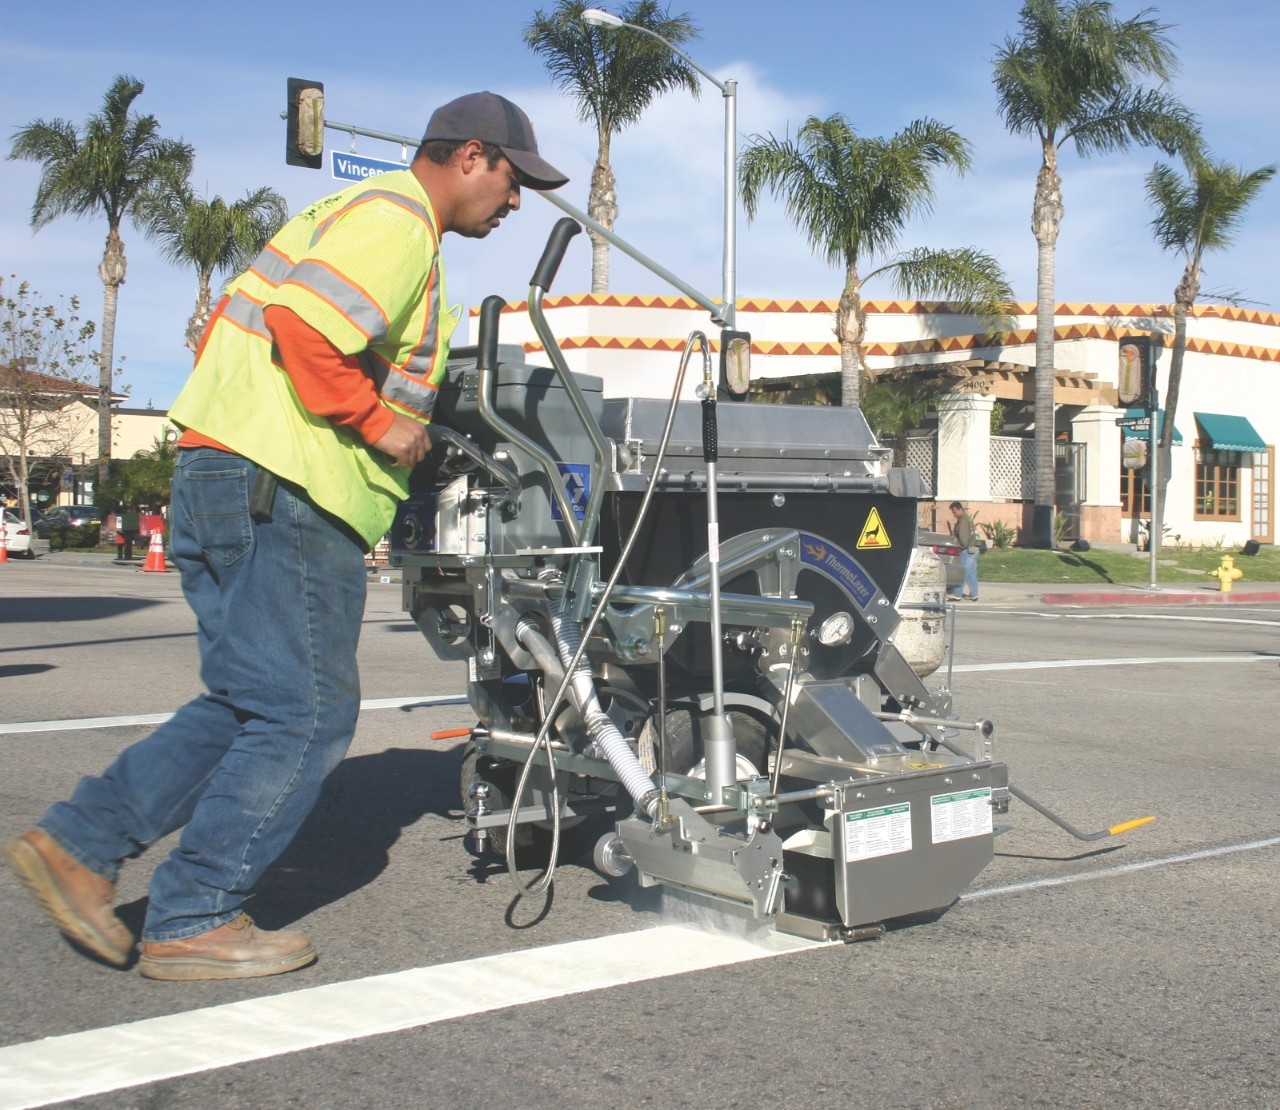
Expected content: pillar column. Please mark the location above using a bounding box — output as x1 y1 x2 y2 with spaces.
935 393 995 503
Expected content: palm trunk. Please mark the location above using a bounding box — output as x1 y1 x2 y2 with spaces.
837 268 867 408
587 133 617 295
1031 144 1063 547
1154 262 1198 552
186 268 214 353
96 226 126 542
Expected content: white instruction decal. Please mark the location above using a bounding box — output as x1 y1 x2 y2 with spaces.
931 788 993 843
843 802 912 861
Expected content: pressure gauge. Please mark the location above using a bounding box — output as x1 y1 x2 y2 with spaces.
817 611 854 647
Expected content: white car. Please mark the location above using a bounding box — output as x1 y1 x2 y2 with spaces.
1 510 35 558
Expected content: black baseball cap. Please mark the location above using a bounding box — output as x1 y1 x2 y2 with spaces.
423 91 568 191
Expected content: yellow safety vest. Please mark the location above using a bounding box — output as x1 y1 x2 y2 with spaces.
169 170 460 547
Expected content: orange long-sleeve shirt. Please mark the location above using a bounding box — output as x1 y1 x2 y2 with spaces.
178 300 397 452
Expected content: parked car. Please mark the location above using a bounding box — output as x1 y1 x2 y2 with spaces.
918 529 964 591
35 504 104 547
1 509 35 557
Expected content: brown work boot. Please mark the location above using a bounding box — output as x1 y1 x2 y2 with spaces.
4 829 133 966
137 913 316 981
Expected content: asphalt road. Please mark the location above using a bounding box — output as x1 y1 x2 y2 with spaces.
1 561 1277 1109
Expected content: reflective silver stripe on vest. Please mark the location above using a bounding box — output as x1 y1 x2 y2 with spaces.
310 189 433 248
248 244 295 287
282 261 389 341
359 351 439 419
221 292 270 340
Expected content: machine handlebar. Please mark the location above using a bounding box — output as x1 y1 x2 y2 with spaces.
476 295 507 371
531 218 582 293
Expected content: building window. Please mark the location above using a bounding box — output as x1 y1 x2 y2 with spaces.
1120 463 1149 517
1195 449 1240 519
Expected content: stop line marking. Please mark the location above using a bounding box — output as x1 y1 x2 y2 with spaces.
0 925 817 1110
0 835 1276 1109
0 695 467 736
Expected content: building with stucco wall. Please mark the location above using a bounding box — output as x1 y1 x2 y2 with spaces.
480 295 1276 548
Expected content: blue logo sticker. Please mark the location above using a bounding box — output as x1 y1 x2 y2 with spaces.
798 532 878 608
552 463 591 521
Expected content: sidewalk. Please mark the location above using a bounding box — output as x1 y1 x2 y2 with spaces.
978 579 1280 607
16 546 1280 606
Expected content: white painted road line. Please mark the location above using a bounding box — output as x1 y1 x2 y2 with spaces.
962 836 1280 902
0 695 468 736
5 653 1276 733
0 925 818 1110
0 836 1275 1109
953 652 1276 673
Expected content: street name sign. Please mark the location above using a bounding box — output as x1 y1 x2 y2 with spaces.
331 151 405 182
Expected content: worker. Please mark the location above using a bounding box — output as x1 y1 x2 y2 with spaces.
948 500 986 602
4 92 568 981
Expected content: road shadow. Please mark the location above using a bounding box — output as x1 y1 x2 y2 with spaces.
0 596 163 624
249 746 464 929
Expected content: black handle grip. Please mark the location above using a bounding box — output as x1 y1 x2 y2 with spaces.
476 295 507 370
531 218 582 292
702 398 718 463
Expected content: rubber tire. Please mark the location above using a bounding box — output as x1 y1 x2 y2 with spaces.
659 705 772 779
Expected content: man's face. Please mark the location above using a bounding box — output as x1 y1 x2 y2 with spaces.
951 506 963 521
454 152 523 239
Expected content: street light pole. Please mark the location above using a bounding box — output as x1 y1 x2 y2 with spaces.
580 8 737 328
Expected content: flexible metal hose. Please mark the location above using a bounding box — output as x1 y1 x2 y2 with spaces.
549 612 660 816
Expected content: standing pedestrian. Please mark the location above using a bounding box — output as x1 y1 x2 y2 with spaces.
5 92 567 980
948 500 985 601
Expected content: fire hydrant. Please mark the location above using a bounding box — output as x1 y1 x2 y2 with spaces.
1208 554 1243 593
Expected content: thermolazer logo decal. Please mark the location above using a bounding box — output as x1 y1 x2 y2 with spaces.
799 532 878 608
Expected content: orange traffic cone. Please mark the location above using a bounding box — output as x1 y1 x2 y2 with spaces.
141 530 168 573
0 518 9 564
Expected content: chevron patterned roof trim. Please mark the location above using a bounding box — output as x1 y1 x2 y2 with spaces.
474 294 1279 327
520 327 1280 364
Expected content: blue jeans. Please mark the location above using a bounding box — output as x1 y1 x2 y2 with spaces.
960 549 979 599
39 449 367 941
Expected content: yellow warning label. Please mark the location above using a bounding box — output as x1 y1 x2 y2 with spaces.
905 761 947 770
857 507 891 550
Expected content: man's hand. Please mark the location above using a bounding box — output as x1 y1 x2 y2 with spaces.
373 412 433 468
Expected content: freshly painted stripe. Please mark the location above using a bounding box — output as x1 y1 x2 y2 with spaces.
0 925 817 1110
952 652 1273 673
0 695 467 736
962 836 1280 903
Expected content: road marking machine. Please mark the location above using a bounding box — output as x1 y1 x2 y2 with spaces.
391 219 1152 941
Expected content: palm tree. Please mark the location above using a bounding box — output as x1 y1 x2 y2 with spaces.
141 182 288 351
9 74 192 534
525 0 700 293
1145 152 1274 533
993 0 1199 544
738 114 1013 408
860 372 943 470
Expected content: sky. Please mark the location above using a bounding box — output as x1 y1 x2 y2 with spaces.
3 0 1277 408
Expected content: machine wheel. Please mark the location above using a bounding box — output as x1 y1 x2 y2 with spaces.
459 742 534 861
458 741 617 866
659 705 773 781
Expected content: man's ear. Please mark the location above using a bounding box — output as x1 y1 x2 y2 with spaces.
456 139 487 175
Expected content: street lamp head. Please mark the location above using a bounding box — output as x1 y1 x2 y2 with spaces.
581 8 623 28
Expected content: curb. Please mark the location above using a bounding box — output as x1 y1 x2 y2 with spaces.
1040 589 1280 607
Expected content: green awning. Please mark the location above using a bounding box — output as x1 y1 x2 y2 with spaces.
1194 412 1267 453
1123 408 1183 445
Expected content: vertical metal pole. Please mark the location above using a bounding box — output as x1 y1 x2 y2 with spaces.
702 388 735 798
721 79 737 330
1148 390 1160 591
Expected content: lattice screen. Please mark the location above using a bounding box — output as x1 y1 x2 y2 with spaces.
990 436 1034 499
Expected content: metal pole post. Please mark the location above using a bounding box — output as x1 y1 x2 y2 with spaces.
1147 389 1160 590
721 79 737 330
